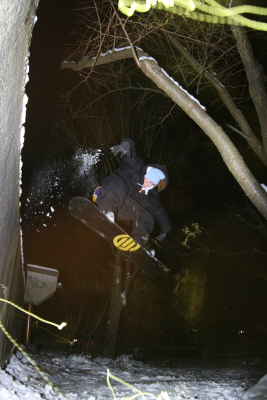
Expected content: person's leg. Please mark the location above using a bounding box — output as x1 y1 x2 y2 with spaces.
116 199 134 221
117 198 154 246
131 200 154 246
95 174 129 213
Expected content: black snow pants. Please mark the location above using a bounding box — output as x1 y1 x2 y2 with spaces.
95 174 154 245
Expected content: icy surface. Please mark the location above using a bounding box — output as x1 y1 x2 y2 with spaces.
1 348 267 399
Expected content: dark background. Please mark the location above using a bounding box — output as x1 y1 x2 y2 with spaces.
21 0 267 357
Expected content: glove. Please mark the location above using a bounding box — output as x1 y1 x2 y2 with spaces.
110 141 131 158
156 228 170 242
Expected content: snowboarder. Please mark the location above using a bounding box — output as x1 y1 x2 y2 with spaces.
93 138 171 253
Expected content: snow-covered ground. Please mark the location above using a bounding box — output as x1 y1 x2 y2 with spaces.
0 346 266 400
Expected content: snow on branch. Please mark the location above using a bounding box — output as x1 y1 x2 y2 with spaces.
59 46 146 71
139 55 206 110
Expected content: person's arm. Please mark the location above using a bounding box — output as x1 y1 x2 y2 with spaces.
146 199 171 242
110 138 144 174
110 140 131 158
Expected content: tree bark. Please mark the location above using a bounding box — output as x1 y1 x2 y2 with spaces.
232 25 267 152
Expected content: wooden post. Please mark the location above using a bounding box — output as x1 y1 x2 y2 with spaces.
102 249 123 359
25 302 33 343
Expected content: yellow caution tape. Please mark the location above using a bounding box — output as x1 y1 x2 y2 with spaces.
0 297 66 330
118 0 267 32
107 368 171 399
0 297 68 400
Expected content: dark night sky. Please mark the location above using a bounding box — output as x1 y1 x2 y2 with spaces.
23 0 81 167
21 0 267 354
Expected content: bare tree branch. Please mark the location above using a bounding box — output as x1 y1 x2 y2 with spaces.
166 33 267 167
59 47 146 71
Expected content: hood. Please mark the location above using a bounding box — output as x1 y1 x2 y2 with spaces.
121 138 169 192
143 164 169 192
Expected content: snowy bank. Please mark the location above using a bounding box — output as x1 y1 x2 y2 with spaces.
0 348 267 399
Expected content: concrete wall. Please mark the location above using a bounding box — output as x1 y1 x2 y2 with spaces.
0 0 38 365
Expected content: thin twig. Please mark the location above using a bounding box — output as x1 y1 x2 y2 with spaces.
109 0 141 68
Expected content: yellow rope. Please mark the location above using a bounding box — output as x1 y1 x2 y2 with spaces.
0 297 171 400
0 319 68 400
118 0 267 32
107 369 171 400
0 297 66 330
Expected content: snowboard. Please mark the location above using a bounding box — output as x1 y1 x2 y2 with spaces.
69 196 170 277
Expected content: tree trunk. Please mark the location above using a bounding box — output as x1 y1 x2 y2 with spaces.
102 250 124 359
231 25 267 152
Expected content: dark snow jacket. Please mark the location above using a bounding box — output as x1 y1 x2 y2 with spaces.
100 138 171 232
